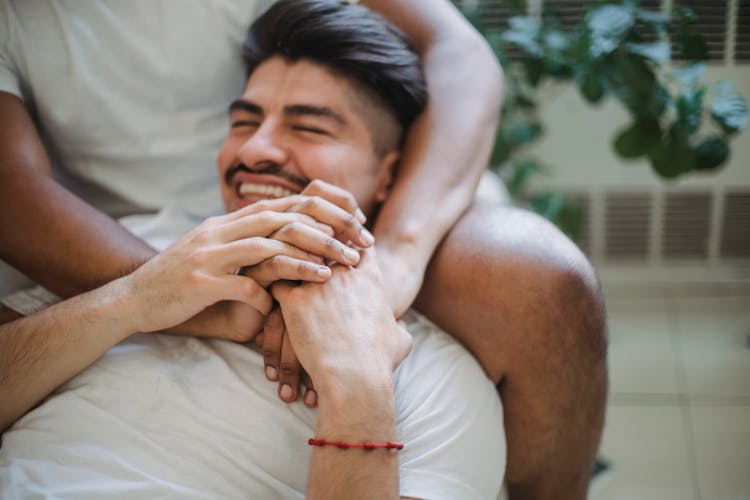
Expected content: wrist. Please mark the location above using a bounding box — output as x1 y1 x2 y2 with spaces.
78 277 142 344
316 371 396 441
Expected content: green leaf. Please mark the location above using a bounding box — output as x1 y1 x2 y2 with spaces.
625 41 671 63
502 16 543 57
586 5 635 58
530 192 584 242
543 30 569 52
577 68 606 103
505 121 543 144
490 133 512 166
523 57 545 86
635 8 669 27
507 159 543 195
673 63 705 85
676 87 706 134
613 119 661 158
711 93 749 135
694 136 730 170
647 127 695 178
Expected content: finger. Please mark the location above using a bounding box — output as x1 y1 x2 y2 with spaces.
215 275 273 315
262 306 284 381
218 210 333 243
289 195 374 248
278 327 302 403
212 237 320 272
269 280 294 305
271 221 361 266
222 195 307 222
302 371 318 408
301 179 366 224
243 256 331 288
254 331 265 348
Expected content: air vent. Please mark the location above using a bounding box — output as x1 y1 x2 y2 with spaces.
542 1 588 31
720 192 750 258
662 192 712 259
604 192 652 260
462 0 523 31
737 0 750 61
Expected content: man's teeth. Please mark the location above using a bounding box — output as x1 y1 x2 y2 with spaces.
238 183 294 198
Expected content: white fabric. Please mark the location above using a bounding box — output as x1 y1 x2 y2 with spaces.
0 207 506 498
0 0 273 217
0 311 505 499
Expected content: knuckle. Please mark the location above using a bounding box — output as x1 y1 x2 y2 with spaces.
279 361 299 377
344 213 358 229
324 236 338 250
263 348 278 363
187 247 210 267
256 210 276 226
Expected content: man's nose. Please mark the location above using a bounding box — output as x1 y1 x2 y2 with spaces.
237 122 288 168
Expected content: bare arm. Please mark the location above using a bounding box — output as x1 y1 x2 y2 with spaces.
0 92 156 298
0 202 355 432
272 247 412 498
0 279 137 432
360 0 504 315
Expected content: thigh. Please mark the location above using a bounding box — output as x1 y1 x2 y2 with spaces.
415 202 607 498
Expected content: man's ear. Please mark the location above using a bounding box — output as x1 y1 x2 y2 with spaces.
374 151 400 203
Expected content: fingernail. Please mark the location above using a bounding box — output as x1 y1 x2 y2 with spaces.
280 384 293 400
304 390 317 406
355 208 367 224
266 366 278 381
359 227 375 246
343 247 360 263
316 266 331 279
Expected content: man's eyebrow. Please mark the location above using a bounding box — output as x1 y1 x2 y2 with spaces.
229 99 263 115
284 105 347 125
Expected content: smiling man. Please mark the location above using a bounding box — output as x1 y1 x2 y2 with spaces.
0 2 505 498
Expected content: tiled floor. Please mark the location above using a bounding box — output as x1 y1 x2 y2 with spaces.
591 292 750 500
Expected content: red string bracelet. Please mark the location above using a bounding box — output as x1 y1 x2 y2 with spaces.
308 438 404 450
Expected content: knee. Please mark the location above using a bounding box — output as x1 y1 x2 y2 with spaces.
457 203 607 355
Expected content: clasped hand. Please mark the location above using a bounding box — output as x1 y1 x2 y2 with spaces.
124 180 410 405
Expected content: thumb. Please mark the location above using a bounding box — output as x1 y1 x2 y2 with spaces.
270 280 295 305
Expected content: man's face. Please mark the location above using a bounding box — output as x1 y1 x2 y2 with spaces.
217 56 399 215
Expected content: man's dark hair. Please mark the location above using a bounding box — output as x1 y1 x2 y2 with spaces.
242 0 427 146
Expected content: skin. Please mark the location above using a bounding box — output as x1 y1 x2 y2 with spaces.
0 58 422 498
0 1 608 497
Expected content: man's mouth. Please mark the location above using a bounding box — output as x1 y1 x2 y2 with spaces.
238 182 296 199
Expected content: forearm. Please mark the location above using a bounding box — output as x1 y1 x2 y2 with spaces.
0 92 156 298
365 0 504 268
0 171 156 297
308 372 399 499
0 278 138 431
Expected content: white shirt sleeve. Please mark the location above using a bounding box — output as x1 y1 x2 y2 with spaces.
0 2 24 100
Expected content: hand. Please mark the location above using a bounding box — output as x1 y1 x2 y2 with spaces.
258 180 379 403
125 199 332 335
271 246 412 392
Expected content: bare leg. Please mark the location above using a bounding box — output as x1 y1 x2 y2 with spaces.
415 203 608 500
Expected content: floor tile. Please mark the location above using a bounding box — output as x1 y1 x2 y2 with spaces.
674 297 750 398
690 405 750 500
605 296 682 395
591 404 697 500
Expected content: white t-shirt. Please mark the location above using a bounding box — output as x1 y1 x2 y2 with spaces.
0 313 505 500
0 206 506 499
0 0 273 217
